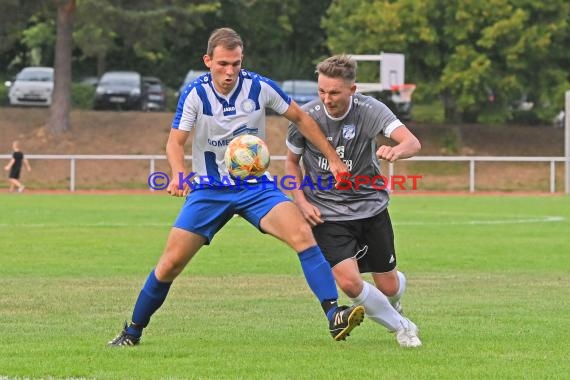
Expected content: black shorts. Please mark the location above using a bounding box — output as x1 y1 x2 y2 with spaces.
312 209 396 274
9 167 21 180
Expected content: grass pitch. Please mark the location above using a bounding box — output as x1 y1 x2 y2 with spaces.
0 194 568 379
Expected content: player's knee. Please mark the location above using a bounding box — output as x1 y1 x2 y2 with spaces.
289 222 316 248
379 280 399 297
155 257 185 281
337 276 363 298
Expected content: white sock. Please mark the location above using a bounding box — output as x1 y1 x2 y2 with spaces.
388 271 407 306
351 281 403 331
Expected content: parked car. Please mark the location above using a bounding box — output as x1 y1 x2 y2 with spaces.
143 76 166 111
175 69 208 99
281 80 318 105
7 67 54 107
94 71 145 110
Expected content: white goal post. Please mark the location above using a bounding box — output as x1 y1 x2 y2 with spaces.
349 53 406 93
564 90 570 194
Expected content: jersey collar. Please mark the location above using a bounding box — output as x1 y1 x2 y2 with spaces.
323 96 353 121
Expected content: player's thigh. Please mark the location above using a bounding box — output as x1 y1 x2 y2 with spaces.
156 227 207 281
258 201 316 252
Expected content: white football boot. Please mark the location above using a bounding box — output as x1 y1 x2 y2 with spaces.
395 318 422 348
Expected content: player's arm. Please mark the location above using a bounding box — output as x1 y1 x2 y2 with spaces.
377 125 421 162
4 158 14 171
166 128 191 197
23 158 31 171
284 149 324 226
282 102 347 177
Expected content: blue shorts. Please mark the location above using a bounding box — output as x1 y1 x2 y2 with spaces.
173 184 291 244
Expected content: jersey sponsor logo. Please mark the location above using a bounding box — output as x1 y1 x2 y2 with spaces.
241 99 256 113
318 156 353 171
207 138 233 147
223 106 236 113
318 146 352 170
342 124 356 140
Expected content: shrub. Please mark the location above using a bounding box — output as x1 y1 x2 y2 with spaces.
71 83 95 110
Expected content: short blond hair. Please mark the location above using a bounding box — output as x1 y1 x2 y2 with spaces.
315 54 357 82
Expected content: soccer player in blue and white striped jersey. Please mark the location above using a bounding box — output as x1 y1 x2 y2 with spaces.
108 28 365 346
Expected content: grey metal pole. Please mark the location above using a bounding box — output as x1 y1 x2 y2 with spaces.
566 91 570 194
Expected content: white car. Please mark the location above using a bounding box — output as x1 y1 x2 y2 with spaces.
8 67 54 106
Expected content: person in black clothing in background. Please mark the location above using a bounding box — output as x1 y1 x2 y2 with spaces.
4 140 32 192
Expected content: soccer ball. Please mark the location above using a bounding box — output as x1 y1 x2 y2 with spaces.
224 134 270 178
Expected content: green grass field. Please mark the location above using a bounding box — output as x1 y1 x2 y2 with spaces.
0 194 569 379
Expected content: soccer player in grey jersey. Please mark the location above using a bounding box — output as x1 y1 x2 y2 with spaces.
286 54 422 347
108 29 365 347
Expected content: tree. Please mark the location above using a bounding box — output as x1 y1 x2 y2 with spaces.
72 0 219 83
322 0 570 123
0 0 51 71
206 0 332 80
47 0 75 135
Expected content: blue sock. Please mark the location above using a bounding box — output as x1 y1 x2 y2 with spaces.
127 269 172 337
298 246 339 321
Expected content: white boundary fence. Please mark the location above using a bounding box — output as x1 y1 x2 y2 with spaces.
0 154 567 193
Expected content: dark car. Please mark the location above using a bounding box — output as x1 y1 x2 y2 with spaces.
281 80 319 105
143 76 166 111
94 71 144 110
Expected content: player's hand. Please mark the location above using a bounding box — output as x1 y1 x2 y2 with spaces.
167 179 190 197
327 157 349 189
295 199 323 226
328 157 348 179
376 145 401 162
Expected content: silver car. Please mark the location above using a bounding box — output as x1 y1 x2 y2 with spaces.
175 69 209 99
8 67 54 106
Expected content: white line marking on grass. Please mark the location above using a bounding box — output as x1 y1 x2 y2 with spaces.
0 216 564 228
0 222 171 228
395 216 565 226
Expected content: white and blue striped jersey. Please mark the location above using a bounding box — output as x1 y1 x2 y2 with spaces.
172 70 291 185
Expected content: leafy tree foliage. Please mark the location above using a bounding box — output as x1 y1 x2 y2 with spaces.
323 0 570 122
199 0 332 80
0 0 53 72
1 0 567 126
